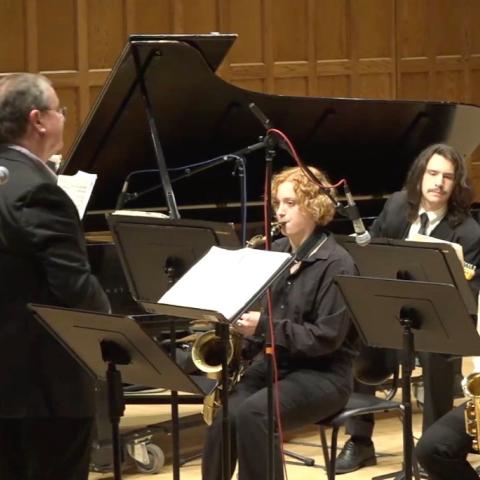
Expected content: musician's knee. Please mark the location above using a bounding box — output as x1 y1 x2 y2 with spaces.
235 397 266 431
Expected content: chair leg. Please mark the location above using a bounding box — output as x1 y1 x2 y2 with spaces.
319 426 331 478
329 427 340 480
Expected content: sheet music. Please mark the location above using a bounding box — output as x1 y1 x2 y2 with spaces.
111 210 169 218
158 246 292 320
57 171 97 219
407 233 464 265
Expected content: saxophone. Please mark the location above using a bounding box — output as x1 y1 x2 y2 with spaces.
191 325 244 425
463 372 480 451
191 221 284 424
191 220 286 425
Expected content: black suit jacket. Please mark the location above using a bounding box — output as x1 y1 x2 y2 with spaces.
0 146 110 418
370 190 480 296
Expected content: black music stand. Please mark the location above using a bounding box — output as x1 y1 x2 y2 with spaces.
29 305 213 480
335 276 480 480
107 214 242 480
107 214 240 303
142 241 293 480
336 236 477 314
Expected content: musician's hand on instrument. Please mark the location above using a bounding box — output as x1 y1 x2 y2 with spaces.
235 311 260 336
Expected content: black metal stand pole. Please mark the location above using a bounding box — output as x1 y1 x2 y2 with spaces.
400 317 415 480
131 43 180 219
218 322 231 480
170 319 181 480
106 362 126 480
263 140 276 480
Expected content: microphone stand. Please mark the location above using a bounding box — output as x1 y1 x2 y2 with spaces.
248 102 279 480
115 141 266 245
117 141 266 207
264 136 277 480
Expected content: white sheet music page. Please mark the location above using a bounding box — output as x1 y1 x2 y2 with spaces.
407 233 464 265
158 246 292 320
57 171 97 219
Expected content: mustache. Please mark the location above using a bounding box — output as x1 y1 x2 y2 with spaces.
428 187 445 194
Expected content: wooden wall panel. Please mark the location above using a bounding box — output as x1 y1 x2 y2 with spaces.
274 77 308 96
316 75 350 98
352 0 396 98
0 0 27 72
125 0 173 34
226 0 264 64
315 0 349 60
273 0 308 62
87 0 126 69
37 0 76 71
396 0 476 103
56 86 80 153
1 0 480 196
181 0 220 33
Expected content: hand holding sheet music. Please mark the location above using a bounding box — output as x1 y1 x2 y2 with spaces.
158 246 292 321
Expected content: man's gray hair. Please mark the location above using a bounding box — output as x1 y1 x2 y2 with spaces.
0 73 52 143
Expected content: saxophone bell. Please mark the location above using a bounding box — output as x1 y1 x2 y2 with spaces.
190 326 244 425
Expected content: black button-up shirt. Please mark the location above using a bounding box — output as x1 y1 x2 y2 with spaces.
254 229 358 371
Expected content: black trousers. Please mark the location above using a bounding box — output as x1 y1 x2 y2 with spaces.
415 403 478 480
0 417 93 480
201 358 351 480
346 351 455 438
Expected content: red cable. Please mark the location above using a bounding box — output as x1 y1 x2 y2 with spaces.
267 127 346 190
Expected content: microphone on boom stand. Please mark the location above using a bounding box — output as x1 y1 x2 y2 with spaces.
339 182 371 246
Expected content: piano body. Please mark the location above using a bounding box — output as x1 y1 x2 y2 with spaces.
61 33 480 311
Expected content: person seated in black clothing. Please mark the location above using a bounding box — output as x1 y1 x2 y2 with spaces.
336 143 480 474
201 165 358 480
415 401 478 480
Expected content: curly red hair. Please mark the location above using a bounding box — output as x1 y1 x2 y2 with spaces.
271 166 336 226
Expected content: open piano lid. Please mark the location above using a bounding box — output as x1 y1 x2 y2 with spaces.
62 34 480 222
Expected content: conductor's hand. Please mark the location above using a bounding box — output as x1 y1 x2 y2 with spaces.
234 311 260 337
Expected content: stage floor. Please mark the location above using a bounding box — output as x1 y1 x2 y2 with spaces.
90 360 478 479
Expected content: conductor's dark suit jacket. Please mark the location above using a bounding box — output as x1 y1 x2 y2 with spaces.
370 190 480 296
0 145 110 418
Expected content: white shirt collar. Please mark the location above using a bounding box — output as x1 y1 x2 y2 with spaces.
418 205 447 225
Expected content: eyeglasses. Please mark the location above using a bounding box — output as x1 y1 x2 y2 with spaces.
40 105 67 118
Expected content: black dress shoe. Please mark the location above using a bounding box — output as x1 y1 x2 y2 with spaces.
335 439 377 474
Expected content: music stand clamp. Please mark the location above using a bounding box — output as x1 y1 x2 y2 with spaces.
335 276 480 480
30 305 211 480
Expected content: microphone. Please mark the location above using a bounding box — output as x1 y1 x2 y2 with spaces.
343 182 371 246
249 103 273 130
0 166 9 185
115 180 130 209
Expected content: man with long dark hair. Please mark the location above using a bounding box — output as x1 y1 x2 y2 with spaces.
336 143 480 474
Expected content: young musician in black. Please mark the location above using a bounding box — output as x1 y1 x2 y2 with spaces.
201 165 358 480
336 143 480 474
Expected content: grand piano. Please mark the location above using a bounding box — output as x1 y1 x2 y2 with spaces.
61 33 480 311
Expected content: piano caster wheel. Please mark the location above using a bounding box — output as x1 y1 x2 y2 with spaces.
133 443 165 474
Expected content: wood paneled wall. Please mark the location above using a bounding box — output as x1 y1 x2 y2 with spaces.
1 0 480 195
